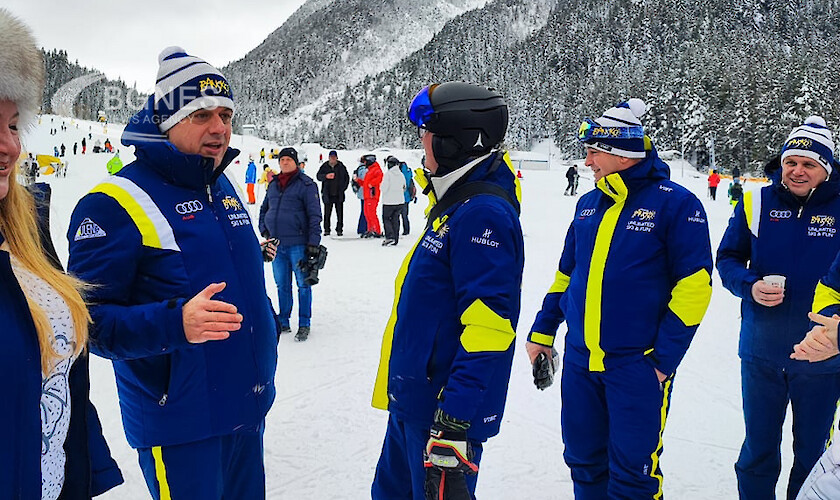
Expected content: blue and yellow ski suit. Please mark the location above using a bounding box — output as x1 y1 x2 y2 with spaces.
371 152 524 499
529 148 713 499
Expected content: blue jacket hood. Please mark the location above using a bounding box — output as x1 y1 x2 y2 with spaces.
122 95 239 190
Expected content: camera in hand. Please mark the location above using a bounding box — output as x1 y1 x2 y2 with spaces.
298 244 328 286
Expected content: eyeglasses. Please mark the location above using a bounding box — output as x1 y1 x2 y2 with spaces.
408 84 439 129
578 118 644 142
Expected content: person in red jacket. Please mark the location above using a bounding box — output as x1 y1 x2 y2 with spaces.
359 154 383 237
708 169 721 200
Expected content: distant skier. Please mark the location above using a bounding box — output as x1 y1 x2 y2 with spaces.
316 150 349 236
81 137 86 154
708 169 721 200
379 155 406 246
728 178 743 206
106 152 123 175
564 164 579 195
352 161 368 236
245 158 257 204
399 159 415 235
60 143 65 157
73 141 77 155
358 154 383 237
259 147 265 163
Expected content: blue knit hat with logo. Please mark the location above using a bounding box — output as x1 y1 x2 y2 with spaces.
580 99 649 159
154 46 235 133
780 116 835 176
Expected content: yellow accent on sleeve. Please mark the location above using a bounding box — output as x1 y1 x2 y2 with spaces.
548 271 571 294
371 234 425 410
459 299 516 353
90 183 164 249
668 269 712 326
813 281 840 315
152 446 172 500
529 332 555 347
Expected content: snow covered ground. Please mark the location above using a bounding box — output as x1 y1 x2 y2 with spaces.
21 115 812 499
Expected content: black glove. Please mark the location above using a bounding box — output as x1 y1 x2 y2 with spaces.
533 348 559 390
424 410 477 500
260 239 278 262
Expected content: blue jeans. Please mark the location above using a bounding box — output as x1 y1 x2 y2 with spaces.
271 245 311 328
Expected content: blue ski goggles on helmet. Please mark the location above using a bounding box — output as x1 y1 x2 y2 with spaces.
578 118 644 143
407 84 440 129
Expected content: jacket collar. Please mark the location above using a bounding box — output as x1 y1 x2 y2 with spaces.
597 147 669 203
429 152 492 200
122 96 240 190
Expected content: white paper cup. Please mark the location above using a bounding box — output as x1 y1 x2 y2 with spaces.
763 275 786 289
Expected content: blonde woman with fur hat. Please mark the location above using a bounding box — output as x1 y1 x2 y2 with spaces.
0 8 121 499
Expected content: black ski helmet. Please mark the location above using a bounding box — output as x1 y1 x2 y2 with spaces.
407 82 508 175
360 154 376 166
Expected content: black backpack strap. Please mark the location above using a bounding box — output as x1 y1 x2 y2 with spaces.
426 181 519 229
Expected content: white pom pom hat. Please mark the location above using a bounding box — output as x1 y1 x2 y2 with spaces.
579 98 649 158
780 115 835 176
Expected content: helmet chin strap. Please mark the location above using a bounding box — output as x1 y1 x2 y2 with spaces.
431 135 482 177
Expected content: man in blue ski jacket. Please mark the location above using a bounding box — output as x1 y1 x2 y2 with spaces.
371 82 524 500
527 99 713 499
67 47 279 499
718 116 840 499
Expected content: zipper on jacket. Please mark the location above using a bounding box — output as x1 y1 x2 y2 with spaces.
158 355 172 406
206 184 213 203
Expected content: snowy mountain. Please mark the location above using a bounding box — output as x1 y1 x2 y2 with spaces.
41 49 144 124
224 0 840 175
35 0 840 179
221 0 491 136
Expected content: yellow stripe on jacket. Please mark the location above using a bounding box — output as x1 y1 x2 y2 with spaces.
372 235 425 410
584 172 628 372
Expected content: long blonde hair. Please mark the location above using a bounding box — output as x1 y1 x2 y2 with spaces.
1 163 89 374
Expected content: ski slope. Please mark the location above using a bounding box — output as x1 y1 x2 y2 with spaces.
21 115 808 499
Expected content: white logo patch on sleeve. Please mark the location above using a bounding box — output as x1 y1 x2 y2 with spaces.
471 228 500 248
74 218 107 241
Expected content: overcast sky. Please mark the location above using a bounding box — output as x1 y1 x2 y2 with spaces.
4 0 308 91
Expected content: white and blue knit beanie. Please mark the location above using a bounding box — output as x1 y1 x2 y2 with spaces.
154 46 234 133
780 116 835 176
581 99 649 159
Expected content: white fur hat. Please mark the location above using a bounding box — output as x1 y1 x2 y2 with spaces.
0 9 44 131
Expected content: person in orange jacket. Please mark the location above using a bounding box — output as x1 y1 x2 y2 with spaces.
708 169 721 200
358 154 383 237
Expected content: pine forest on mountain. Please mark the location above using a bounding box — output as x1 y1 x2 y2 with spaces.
38 0 840 175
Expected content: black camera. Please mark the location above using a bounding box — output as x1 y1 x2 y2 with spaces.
298 244 328 286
